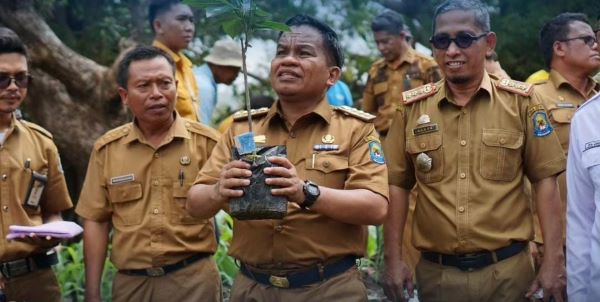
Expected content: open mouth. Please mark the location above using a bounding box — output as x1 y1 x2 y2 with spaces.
277 69 301 81
446 61 466 69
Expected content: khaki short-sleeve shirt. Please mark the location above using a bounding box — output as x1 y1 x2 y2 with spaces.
362 48 441 135
385 73 566 254
195 99 389 267
76 115 219 269
0 115 72 261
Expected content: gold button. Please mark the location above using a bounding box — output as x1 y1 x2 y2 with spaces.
289 131 296 138
323 161 330 168
153 208 159 214
460 172 466 179
460 140 467 146
154 152 160 158
2 206 7 212
185 122 191 128
458 206 465 213
499 138 506 144
152 180 159 186
420 143 426 149
274 225 283 232
1 174 6 181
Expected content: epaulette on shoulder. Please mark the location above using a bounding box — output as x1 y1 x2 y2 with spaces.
20 120 53 139
334 106 375 122
402 83 438 105
232 107 270 122
496 78 533 96
184 120 220 141
94 124 131 151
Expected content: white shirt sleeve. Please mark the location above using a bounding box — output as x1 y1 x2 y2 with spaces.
567 106 600 302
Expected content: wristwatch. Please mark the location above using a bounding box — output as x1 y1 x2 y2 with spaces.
301 180 320 209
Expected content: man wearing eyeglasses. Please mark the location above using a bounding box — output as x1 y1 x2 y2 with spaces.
530 13 600 268
382 0 567 301
362 10 441 138
0 28 72 301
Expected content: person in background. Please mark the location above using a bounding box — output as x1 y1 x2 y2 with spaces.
76 46 221 302
149 0 199 121
0 27 73 302
195 39 242 125
362 10 441 138
326 80 353 106
532 12 600 265
484 50 510 79
382 1 567 301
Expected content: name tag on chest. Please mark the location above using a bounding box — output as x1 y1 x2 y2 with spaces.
413 124 439 136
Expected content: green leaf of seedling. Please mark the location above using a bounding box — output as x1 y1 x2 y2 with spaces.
223 19 243 38
255 20 290 32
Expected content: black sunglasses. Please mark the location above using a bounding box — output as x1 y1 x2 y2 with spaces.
430 32 488 50
559 35 598 47
0 72 32 89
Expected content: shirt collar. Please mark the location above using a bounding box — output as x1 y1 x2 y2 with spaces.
388 47 417 70
265 97 332 126
152 40 193 68
549 69 600 97
122 112 190 145
437 71 493 106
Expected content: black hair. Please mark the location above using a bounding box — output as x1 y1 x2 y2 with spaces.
0 27 27 57
371 11 405 35
539 12 590 69
116 46 175 88
433 0 490 34
278 14 344 68
148 0 181 33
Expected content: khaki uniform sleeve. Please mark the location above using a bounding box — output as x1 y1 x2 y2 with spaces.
195 128 235 186
76 149 112 222
344 123 389 199
523 92 567 182
384 107 416 190
41 142 73 213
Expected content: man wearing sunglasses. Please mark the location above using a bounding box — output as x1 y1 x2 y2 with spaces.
531 12 600 268
383 0 567 301
362 10 441 138
0 28 73 301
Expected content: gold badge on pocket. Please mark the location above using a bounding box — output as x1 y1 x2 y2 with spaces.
416 153 433 172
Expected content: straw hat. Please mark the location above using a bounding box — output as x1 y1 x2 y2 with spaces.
204 39 243 68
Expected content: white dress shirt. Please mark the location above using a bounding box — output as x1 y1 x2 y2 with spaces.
567 92 600 302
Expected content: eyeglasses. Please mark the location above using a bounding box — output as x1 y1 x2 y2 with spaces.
0 73 32 89
559 35 598 47
430 32 488 50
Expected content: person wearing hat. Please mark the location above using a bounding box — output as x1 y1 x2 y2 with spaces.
195 39 243 125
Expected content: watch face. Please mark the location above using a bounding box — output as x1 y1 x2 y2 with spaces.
308 185 319 195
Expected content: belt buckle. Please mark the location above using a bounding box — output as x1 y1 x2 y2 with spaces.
269 275 290 288
456 253 483 272
145 267 165 277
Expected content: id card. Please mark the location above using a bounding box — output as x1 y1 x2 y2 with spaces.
24 171 47 209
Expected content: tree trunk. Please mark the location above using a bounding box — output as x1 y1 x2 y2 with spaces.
0 0 129 197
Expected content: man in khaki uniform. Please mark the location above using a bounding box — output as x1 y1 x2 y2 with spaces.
531 12 600 260
76 47 221 302
362 10 441 137
187 15 388 302
150 0 199 121
0 28 73 301
382 1 567 301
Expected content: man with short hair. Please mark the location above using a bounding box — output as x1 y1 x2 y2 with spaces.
195 39 242 125
187 15 389 301
0 27 73 302
382 1 567 301
532 13 600 254
77 46 221 302
362 10 441 137
149 0 199 121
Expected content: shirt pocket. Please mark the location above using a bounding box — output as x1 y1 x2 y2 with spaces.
304 154 349 189
479 129 523 181
108 182 143 226
406 133 444 183
373 82 388 107
170 182 207 225
548 107 575 151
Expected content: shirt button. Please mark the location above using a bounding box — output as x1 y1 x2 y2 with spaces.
274 225 284 232
152 180 159 186
322 161 330 168
420 143 426 149
460 140 467 146
153 208 159 214
458 206 465 213
459 172 466 179
1 174 6 181
499 138 506 144
154 152 160 158
289 131 296 138
2 206 7 212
